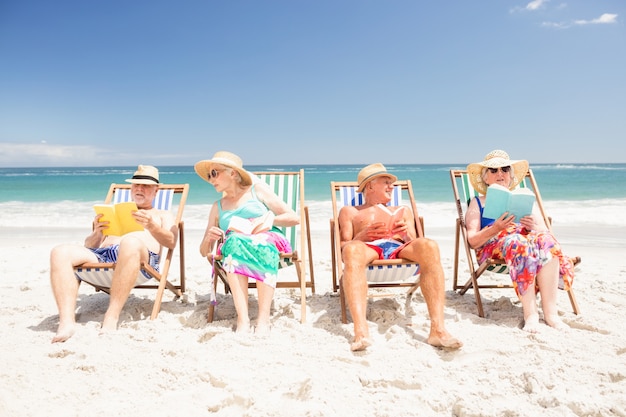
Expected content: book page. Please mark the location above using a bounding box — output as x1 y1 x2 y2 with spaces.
114 202 144 235
483 184 535 221
93 204 121 236
375 204 405 232
228 211 275 234
93 202 142 236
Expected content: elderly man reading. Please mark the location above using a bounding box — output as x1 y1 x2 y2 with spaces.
49 165 177 343
338 163 462 351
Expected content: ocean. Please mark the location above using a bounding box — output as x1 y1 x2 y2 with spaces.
1 164 625 233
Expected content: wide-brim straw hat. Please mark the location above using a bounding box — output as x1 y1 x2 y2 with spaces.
194 151 252 186
125 165 160 185
466 149 528 195
357 163 398 193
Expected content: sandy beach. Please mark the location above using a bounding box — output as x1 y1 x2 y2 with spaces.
1 220 625 417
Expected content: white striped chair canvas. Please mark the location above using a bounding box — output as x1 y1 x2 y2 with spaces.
330 180 423 324
207 170 314 324
74 182 189 320
450 169 579 317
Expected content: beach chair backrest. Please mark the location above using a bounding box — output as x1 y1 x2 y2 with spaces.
337 185 402 208
255 171 303 250
112 187 174 211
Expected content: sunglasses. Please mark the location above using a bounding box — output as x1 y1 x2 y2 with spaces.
487 166 511 174
207 169 223 180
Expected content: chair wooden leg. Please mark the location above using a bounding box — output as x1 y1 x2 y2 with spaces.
207 270 219 323
567 288 580 315
339 279 348 324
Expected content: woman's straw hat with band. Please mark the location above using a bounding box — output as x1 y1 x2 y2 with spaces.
125 165 160 185
194 151 252 186
466 149 529 195
357 163 398 193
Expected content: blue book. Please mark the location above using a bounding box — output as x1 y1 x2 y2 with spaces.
483 184 536 221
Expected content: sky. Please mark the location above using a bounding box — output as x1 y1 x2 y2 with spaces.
0 0 624 167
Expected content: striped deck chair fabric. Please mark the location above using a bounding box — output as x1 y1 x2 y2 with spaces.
450 169 579 317
207 170 314 324
74 183 189 320
330 180 423 324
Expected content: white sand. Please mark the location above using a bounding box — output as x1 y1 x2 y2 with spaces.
1 222 625 417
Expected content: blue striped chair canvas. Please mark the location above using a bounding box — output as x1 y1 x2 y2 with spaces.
330 180 423 324
450 169 579 317
74 182 189 320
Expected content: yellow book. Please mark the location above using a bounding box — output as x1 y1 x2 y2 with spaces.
93 202 144 236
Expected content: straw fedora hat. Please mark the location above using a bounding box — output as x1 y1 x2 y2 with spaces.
357 163 398 193
194 151 252 186
466 150 528 195
125 165 160 185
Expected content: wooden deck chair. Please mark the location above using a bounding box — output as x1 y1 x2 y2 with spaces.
450 169 580 317
330 180 424 324
207 170 314 324
74 183 189 320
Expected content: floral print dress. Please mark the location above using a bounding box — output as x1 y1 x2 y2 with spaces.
475 197 575 296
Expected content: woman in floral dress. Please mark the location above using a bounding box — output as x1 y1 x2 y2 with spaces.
465 150 576 332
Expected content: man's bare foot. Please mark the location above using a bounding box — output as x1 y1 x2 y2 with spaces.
427 332 463 350
544 314 568 330
52 322 76 343
350 337 372 352
100 315 119 334
523 313 540 333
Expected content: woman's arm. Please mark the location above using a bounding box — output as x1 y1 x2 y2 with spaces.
199 202 223 257
466 197 514 249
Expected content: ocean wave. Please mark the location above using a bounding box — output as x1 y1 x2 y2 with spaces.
6 198 623 232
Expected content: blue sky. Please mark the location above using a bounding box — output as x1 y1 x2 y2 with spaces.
0 0 624 167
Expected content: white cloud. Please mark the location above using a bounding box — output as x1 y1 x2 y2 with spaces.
543 13 618 29
511 0 550 13
0 142 200 167
526 0 549 11
574 13 618 25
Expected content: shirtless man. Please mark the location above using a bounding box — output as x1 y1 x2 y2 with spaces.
49 165 177 343
338 163 462 351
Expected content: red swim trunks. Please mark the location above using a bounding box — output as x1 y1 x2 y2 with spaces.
365 239 410 260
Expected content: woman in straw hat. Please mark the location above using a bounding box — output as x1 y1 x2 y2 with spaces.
195 151 299 334
465 150 576 332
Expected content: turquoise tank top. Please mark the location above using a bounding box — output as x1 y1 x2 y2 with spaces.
218 185 269 230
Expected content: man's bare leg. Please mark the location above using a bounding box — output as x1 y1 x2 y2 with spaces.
400 238 462 349
49 244 98 343
101 237 144 333
342 242 377 351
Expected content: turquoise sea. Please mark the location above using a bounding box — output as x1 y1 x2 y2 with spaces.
1 164 625 232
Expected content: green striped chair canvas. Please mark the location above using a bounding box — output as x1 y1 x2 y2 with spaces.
450 169 579 317
74 182 189 320
207 170 314 324
330 180 424 324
